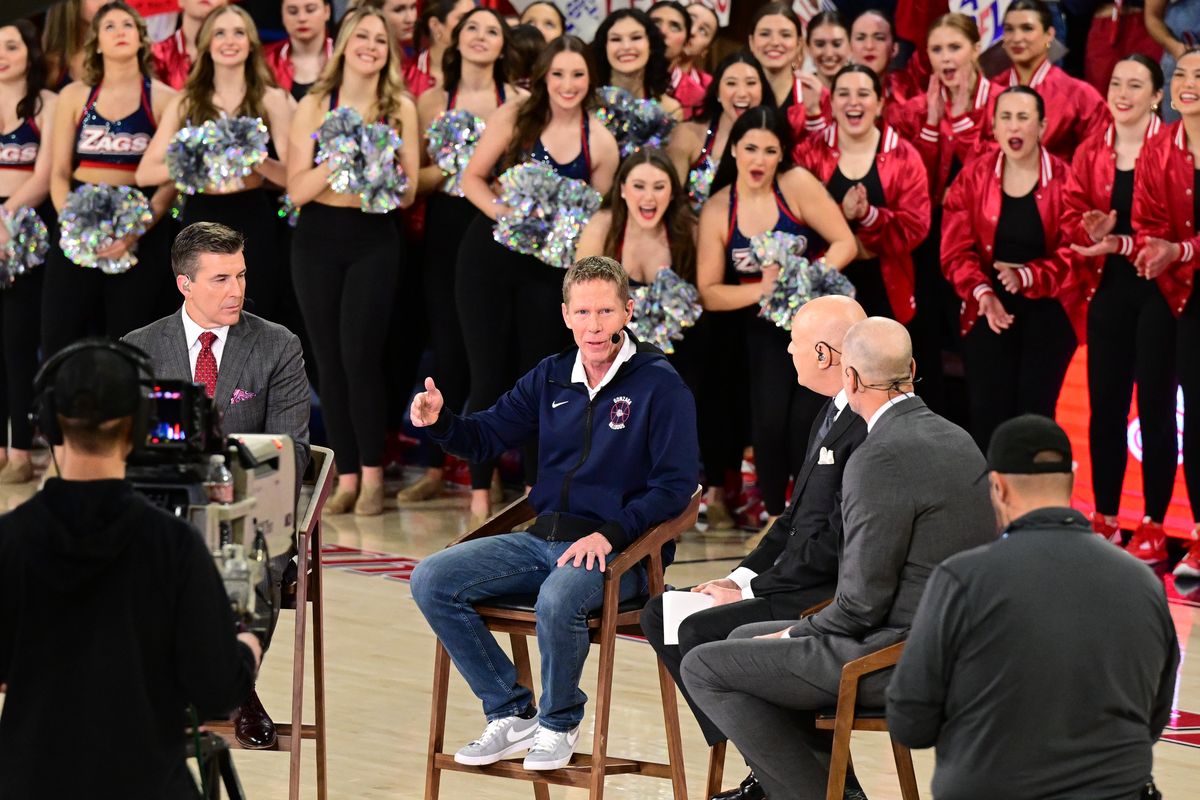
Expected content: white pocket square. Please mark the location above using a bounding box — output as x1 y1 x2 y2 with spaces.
818 447 835 465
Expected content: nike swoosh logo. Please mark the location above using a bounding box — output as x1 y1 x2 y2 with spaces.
552 400 569 408
506 721 537 742
566 729 579 747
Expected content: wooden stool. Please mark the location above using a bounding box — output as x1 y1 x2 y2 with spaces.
424 490 700 800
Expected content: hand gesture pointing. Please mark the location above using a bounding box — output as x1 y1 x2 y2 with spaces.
410 377 444 427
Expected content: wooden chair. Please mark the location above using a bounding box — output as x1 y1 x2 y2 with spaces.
703 600 919 800
203 445 335 800
424 489 701 800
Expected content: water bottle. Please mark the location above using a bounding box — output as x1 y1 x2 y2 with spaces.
205 454 234 504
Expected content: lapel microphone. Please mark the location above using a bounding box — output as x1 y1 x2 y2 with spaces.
610 332 621 344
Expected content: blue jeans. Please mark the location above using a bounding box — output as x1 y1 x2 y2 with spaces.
410 532 649 732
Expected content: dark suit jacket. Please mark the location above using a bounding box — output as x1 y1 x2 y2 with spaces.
123 310 311 482
738 397 867 618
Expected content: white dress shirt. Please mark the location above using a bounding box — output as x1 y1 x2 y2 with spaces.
866 392 916 432
725 389 850 600
181 305 230 377
571 333 637 400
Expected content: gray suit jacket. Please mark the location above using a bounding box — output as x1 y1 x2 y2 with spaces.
786 396 995 704
123 310 311 481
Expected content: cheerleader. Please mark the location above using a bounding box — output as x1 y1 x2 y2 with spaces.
150 0 229 90
43 0 104 89
1063 55 1176 554
592 8 684 120
787 10 850 158
575 150 735 525
519 1 565 43
1130 47 1200 570
404 0 476 99
402 6 524 508
941 86 1080 452
456 36 619 521
747 2 803 112
137 5 293 321
794 64 931 323
383 0 419 67
683 2 718 74
286 6 419 515
668 51 774 211
997 0 1110 160
0 21 56 484
44 0 177 357
696 105 856 519
848 10 921 110
649 1 706 119
265 0 333 101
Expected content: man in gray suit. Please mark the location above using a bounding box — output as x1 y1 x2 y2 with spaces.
122 221 310 750
681 317 996 800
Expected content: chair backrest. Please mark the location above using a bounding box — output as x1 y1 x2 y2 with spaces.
300 446 336 536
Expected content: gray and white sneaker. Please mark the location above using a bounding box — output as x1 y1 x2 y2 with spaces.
522 724 580 771
453 714 539 766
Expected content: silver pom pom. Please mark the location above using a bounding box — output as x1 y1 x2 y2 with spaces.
629 267 702 353
426 109 485 197
59 184 153 275
750 232 856 330
596 86 677 158
0 207 50 288
167 115 269 195
492 162 601 269
314 107 408 213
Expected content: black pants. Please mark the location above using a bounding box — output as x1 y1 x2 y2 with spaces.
1087 259 1178 520
745 315 824 515
0 198 50 450
41 187 175 358
455 214 572 489
908 208 959 415
418 193 479 468
1180 283 1200 522
181 188 283 322
961 288 1078 452
292 203 399 473
843 258 893 319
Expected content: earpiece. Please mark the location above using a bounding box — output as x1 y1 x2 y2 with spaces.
817 352 825 362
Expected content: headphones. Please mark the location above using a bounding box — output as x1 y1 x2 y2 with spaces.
32 338 157 448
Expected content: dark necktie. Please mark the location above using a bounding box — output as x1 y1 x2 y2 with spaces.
195 331 218 399
808 400 839 461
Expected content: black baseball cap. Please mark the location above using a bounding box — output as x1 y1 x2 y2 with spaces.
53 346 142 423
985 414 1074 475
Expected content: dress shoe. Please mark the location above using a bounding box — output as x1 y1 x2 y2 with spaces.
0 459 33 485
354 482 385 516
234 690 277 749
711 772 765 800
325 487 357 515
396 472 443 504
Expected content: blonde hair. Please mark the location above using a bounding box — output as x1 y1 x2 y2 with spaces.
310 7 408 129
182 6 277 125
82 1 154 86
43 0 88 85
927 12 981 46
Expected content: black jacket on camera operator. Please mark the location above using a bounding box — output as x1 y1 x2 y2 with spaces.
0 340 260 799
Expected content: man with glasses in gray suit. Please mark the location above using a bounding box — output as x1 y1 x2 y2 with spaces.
123 221 310 751
681 317 997 800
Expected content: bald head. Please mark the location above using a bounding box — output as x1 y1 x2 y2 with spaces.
788 296 866 396
843 317 914 386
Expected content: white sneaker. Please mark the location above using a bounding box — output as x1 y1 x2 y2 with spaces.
453 714 539 766
522 724 580 771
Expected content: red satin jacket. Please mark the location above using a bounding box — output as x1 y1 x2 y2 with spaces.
151 30 191 90
1062 118 1164 304
788 69 916 144
941 146 1083 337
404 50 437 98
893 73 1002 204
1130 120 1200 317
263 38 334 94
794 125 931 324
994 61 1110 162
670 66 711 121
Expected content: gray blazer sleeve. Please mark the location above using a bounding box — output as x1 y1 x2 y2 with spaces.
788 442 913 639
265 332 311 482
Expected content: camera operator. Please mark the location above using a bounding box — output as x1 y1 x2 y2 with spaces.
0 340 261 799
123 219 311 749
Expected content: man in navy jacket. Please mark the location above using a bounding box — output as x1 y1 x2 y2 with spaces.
409 256 699 772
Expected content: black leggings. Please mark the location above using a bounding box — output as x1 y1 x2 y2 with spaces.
419 193 479 468
180 188 284 322
1180 283 1200 523
908 209 959 416
745 314 825 515
41 186 175 358
0 199 49 450
961 288 1078 452
1087 259 1178 521
843 258 893 320
456 214 572 489
292 203 400 473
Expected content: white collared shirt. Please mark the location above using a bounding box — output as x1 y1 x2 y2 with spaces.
725 389 851 599
571 333 637 400
867 392 916 432
180 305 230 376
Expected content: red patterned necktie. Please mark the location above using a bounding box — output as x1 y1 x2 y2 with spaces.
195 331 218 399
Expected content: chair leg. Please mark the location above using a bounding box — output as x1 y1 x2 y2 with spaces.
705 741 727 798
424 641 452 800
289 531 312 800
824 726 852 800
510 634 534 693
655 656 688 800
588 617 620 800
891 737 920 800
311 523 329 800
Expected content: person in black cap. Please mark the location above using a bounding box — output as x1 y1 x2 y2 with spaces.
0 339 261 799
887 414 1180 800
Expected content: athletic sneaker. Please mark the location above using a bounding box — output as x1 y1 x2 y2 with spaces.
453 714 539 766
1124 518 1167 564
1173 540 1200 579
1089 511 1122 544
522 724 580 771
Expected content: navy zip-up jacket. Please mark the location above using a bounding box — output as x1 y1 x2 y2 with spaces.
429 336 699 557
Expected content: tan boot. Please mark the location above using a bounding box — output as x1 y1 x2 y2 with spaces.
0 460 33 485
395 472 443 504
489 472 504 506
354 482 385 516
325 487 358 515
705 497 736 531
